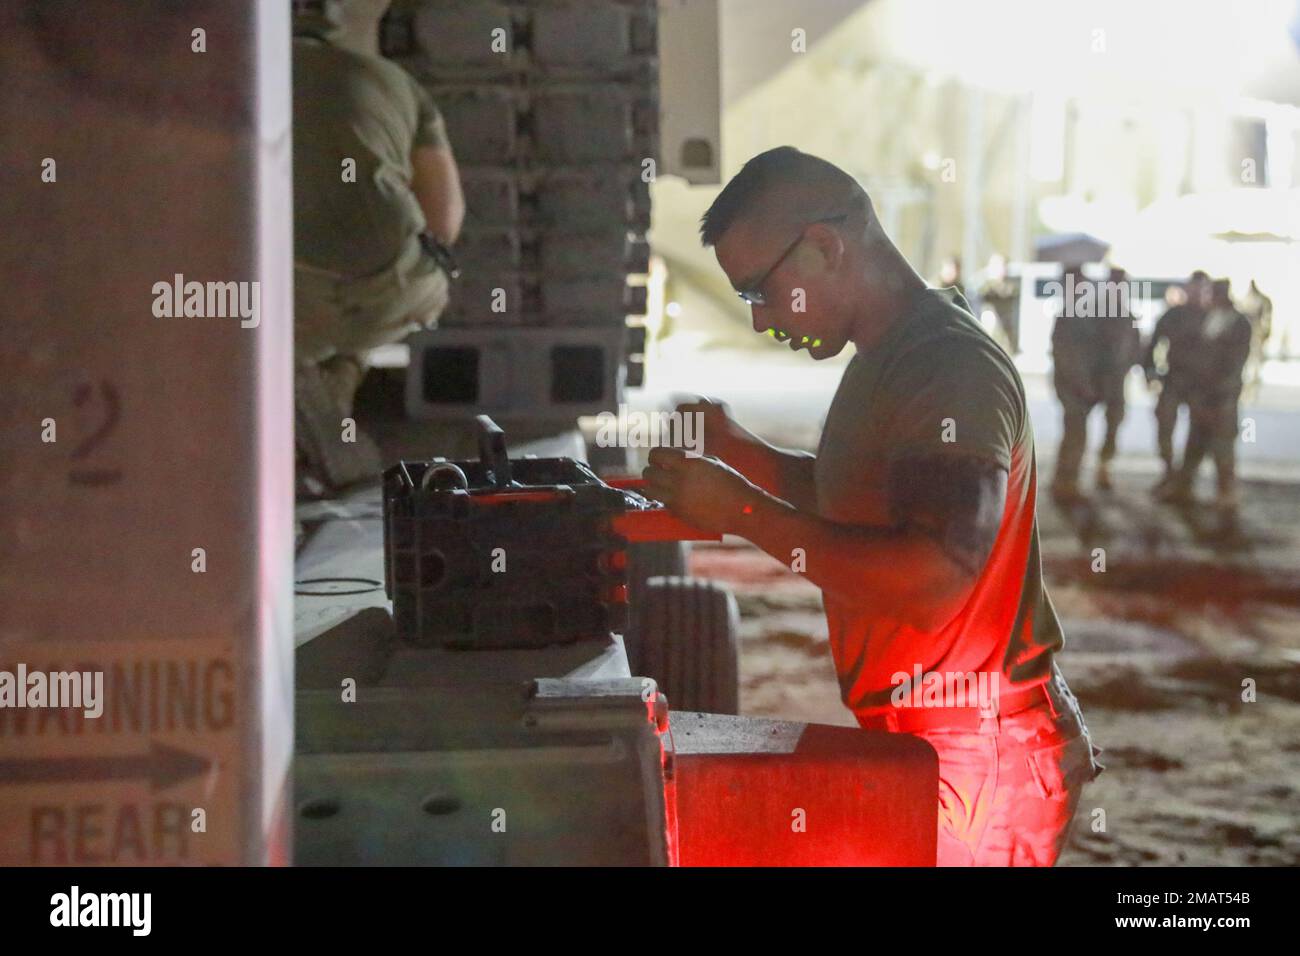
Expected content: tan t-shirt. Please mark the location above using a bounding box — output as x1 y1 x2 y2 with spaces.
293 36 448 278
814 287 1064 718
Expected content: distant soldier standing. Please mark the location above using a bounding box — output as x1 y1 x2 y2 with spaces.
1143 271 1211 495
1049 266 1140 500
977 252 1019 355
1161 279 1252 511
1093 266 1142 490
1239 279 1273 400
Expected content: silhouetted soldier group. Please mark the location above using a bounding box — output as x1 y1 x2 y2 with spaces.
1050 269 1260 513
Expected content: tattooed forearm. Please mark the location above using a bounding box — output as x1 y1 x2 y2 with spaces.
887 454 1008 576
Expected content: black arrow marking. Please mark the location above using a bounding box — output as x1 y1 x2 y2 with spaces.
0 742 210 792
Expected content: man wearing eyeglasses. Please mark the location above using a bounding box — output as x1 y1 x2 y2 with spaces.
642 147 1101 866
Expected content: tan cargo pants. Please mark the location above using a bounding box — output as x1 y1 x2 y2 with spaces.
295 235 450 416
914 662 1104 866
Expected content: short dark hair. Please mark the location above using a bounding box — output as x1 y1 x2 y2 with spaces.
699 146 863 247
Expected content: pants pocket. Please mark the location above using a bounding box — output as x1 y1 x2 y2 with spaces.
1025 732 1097 801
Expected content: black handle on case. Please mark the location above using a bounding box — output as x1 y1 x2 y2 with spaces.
475 415 512 488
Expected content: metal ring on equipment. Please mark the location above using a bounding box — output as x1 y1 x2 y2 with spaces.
421 461 470 491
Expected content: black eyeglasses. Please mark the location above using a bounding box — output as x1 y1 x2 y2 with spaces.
734 214 848 306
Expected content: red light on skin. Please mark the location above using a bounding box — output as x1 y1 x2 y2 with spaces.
742 505 753 515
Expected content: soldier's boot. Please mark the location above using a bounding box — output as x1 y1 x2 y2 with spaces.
1150 465 1176 496
1156 469 1196 504
1157 482 1194 505
1095 458 1113 492
295 446 330 501
1214 474 1239 513
295 360 381 495
1050 476 1088 505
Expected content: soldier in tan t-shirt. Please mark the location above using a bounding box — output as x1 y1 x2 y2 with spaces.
643 147 1103 866
292 0 464 489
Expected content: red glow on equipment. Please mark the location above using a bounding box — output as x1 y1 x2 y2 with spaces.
670 714 939 866
605 477 721 543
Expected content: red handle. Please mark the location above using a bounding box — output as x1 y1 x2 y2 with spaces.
609 510 721 543
605 477 720 542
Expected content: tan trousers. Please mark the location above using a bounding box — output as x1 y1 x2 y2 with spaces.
295 235 450 415
913 663 1103 866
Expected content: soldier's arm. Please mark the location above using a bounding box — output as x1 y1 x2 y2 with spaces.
724 441 819 512
412 145 464 246
409 81 465 245
739 341 1015 632
1141 310 1171 377
737 454 1006 633
886 454 1006 577
1216 315 1254 391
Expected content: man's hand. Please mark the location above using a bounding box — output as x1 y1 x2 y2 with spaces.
672 397 819 512
642 447 759 535
674 397 750 462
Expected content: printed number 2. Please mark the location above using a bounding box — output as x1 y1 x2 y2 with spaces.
69 380 122 486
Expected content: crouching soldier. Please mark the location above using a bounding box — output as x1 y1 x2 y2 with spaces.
293 0 465 491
